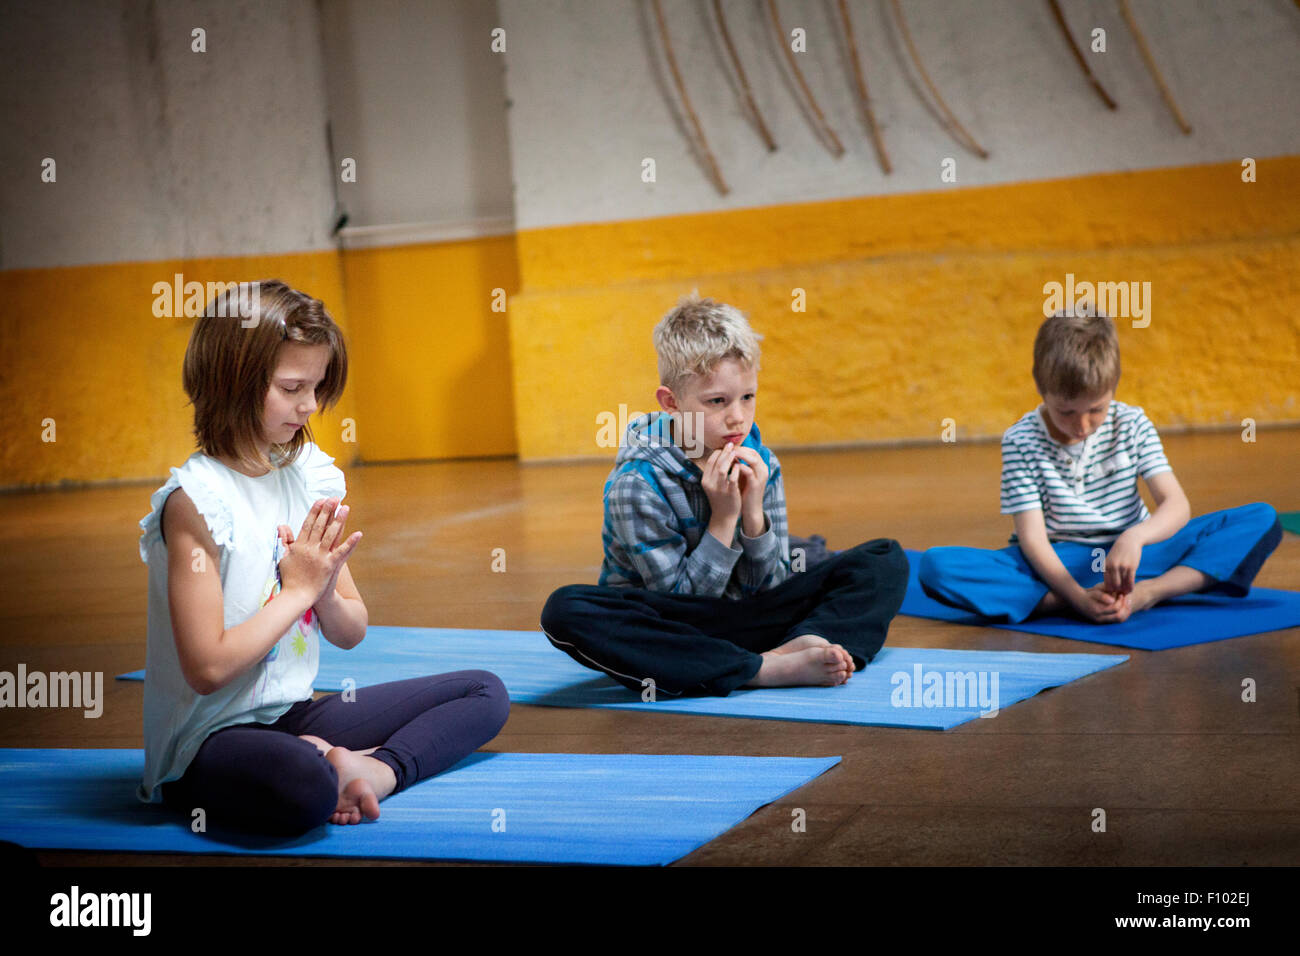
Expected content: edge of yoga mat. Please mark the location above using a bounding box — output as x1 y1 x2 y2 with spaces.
898 548 1300 649
500 646 1129 729
0 749 840 866
117 632 1129 731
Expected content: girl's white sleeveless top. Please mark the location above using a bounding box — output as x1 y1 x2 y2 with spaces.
136 442 346 803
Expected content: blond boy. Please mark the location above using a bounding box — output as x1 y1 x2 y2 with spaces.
541 294 908 696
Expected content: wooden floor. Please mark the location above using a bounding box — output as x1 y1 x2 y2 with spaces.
3 427 1298 866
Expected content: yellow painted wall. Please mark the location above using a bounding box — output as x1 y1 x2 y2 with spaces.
508 157 1300 460
339 236 519 463
0 235 521 489
0 253 355 488
3 157 1296 485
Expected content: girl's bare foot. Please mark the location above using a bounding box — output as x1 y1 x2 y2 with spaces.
299 734 332 756
325 747 397 825
746 644 853 687
301 735 374 758
771 634 830 655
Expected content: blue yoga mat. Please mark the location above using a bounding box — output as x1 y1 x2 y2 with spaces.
899 548 1300 650
0 748 837 866
119 628 1125 730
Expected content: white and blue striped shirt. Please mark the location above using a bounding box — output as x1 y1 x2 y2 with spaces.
1000 400 1171 544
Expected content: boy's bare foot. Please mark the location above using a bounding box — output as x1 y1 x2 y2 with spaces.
771 634 830 655
1069 583 1129 623
325 747 397 825
1031 590 1067 617
746 644 853 688
1124 568 1211 614
1124 580 1160 614
1037 586 1132 623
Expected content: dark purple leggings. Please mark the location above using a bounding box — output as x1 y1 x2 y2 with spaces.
162 670 509 835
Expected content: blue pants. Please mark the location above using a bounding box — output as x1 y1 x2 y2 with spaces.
918 503 1282 624
162 670 509 835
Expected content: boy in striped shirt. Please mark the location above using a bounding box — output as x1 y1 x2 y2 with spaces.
919 311 1281 624
541 294 908 696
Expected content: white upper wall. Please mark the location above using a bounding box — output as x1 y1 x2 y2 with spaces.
498 0 1300 231
0 0 337 270
5 0 1296 270
0 0 517 269
319 0 515 239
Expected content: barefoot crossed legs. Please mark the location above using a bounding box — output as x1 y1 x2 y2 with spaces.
743 634 856 688
298 735 396 825
1033 565 1212 622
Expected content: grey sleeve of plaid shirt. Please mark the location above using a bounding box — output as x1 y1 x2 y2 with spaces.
734 462 791 594
606 473 741 597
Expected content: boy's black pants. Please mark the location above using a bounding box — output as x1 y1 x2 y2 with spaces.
540 539 909 697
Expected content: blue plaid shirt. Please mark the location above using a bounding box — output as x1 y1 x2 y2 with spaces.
599 413 791 599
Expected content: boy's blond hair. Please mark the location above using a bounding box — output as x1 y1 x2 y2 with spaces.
1033 310 1121 399
653 292 762 394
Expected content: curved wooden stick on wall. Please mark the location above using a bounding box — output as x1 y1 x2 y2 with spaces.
650 0 731 194
889 0 989 159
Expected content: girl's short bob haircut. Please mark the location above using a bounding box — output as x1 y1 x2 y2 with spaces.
1032 309 1121 400
182 279 347 473
653 291 762 395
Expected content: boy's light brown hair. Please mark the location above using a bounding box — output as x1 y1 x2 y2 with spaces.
182 279 347 473
653 292 762 394
1032 310 1121 399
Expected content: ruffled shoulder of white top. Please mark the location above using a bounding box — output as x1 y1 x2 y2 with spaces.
294 441 347 503
137 454 234 563
136 443 346 563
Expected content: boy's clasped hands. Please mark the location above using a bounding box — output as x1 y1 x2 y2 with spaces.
1078 530 1145 623
702 441 769 544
